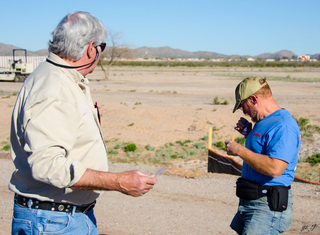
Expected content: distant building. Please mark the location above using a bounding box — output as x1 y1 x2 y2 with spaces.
210 58 223 62
298 55 310 61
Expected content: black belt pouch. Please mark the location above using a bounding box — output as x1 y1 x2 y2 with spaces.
268 185 289 212
236 177 261 200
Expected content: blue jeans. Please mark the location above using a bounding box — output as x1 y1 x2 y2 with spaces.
12 201 99 235
230 190 293 235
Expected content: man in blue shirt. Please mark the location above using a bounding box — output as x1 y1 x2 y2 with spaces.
225 77 301 234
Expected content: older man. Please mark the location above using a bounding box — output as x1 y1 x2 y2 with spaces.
9 11 157 234
225 77 301 234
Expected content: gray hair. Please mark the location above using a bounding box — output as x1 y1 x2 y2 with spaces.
48 11 107 61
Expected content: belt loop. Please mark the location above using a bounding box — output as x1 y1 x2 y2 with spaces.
71 205 76 216
27 199 33 210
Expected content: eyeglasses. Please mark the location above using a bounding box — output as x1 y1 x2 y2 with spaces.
98 42 106 52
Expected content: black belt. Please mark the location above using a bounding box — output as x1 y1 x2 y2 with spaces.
15 194 96 213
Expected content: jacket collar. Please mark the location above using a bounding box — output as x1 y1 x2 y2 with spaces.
47 52 89 85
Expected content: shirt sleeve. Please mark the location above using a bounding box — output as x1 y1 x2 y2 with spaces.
266 125 299 163
24 97 87 188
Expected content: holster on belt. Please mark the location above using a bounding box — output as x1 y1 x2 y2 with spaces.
236 177 270 200
235 177 290 212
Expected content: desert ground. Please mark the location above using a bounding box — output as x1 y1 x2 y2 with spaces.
0 66 320 234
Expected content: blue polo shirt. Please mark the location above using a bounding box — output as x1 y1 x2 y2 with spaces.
242 109 301 186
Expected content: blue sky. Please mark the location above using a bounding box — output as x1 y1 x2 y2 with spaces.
1 0 319 56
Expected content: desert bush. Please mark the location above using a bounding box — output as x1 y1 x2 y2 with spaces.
175 140 191 146
187 149 198 156
114 144 121 149
213 96 229 105
192 143 205 149
154 146 173 162
108 150 118 155
235 137 246 146
213 96 220 105
178 154 190 159
3 144 10 151
170 154 178 159
124 143 137 152
296 117 311 131
214 141 225 150
305 153 320 166
145 144 155 151
221 100 229 105
295 117 320 137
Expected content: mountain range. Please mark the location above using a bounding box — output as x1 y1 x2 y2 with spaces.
0 42 318 59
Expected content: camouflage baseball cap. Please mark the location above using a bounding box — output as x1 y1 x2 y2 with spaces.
233 77 268 113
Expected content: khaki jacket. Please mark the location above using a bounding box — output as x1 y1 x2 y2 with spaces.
9 52 108 205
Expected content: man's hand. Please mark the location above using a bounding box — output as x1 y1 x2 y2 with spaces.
234 117 252 137
71 169 157 196
225 141 242 156
117 170 157 197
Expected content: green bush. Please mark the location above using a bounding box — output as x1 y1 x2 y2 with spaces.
108 150 118 155
124 143 137 152
3 144 10 151
213 96 229 105
170 154 178 159
145 144 155 151
114 144 121 149
235 137 246 146
188 150 198 156
214 141 225 150
175 140 191 146
296 117 310 131
213 96 220 105
305 153 320 166
221 100 229 105
192 143 204 149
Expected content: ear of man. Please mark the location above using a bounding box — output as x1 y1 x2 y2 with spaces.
248 95 258 105
86 41 96 59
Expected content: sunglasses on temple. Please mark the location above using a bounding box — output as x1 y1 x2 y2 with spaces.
97 42 106 52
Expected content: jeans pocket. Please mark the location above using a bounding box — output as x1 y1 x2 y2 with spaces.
12 216 32 235
40 212 70 234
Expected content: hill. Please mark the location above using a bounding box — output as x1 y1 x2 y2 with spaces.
134 47 301 59
0 43 48 56
134 46 228 59
256 50 297 59
0 42 318 59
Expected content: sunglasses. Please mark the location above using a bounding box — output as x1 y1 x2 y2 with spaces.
97 42 106 52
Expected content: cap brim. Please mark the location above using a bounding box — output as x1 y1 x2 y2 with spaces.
233 101 240 113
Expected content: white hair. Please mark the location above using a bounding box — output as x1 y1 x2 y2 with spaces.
48 11 107 61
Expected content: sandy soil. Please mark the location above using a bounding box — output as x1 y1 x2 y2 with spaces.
0 66 320 234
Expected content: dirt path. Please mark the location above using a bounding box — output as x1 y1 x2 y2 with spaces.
1 158 319 234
